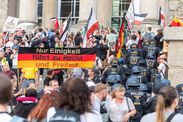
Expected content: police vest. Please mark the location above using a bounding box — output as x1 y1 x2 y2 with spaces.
106 68 121 83
140 67 149 84
177 93 183 114
146 59 156 69
146 46 158 59
126 49 141 59
125 90 148 120
127 56 142 69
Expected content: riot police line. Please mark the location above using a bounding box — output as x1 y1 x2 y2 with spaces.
96 38 183 122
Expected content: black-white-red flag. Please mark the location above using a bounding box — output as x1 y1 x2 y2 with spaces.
59 14 71 42
158 7 165 27
83 8 99 48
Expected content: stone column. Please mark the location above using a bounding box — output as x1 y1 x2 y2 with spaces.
0 0 9 30
164 27 183 86
95 0 112 27
19 0 37 22
8 0 18 17
42 0 57 28
140 0 159 24
79 0 94 22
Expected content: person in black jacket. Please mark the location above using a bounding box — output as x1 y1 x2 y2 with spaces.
154 29 163 50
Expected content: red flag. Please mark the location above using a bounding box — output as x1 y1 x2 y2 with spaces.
54 17 59 30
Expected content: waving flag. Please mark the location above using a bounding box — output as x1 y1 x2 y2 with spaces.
169 16 183 27
83 8 99 48
59 14 71 42
125 0 147 29
116 21 125 59
54 17 59 30
134 13 148 25
158 7 166 27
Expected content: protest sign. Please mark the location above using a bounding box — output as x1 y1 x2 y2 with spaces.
2 16 19 32
18 47 97 68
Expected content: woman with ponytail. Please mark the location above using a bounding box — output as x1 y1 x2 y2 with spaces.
141 86 183 122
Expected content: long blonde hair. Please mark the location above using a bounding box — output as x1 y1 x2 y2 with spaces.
156 86 178 122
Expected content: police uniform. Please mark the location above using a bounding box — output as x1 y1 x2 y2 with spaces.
176 84 183 114
125 76 148 122
130 66 146 84
102 59 123 86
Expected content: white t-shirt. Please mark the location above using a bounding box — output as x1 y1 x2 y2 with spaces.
141 111 183 122
158 62 168 79
105 97 135 122
47 107 103 122
6 41 14 49
126 40 138 50
0 112 12 122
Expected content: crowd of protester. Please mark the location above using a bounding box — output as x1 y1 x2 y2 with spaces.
0 25 183 122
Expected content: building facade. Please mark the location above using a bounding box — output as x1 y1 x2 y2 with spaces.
0 0 173 32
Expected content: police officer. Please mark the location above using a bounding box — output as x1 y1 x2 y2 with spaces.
143 79 169 115
125 76 148 122
176 84 183 114
138 60 150 84
144 39 160 70
130 66 146 84
145 39 160 60
126 43 143 60
102 58 124 86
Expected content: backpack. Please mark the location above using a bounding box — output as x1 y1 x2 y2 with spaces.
49 109 80 122
106 68 122 83
160 63 169 79
146 47 157 59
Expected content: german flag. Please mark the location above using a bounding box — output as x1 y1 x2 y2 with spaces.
18 47 96 69
169 16 183 27
116 21 125 59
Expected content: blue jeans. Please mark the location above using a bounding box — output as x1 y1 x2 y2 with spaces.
21 79 35 89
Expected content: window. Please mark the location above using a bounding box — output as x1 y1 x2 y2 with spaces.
37 0 43 25
111 0 131 31
58 0 80 24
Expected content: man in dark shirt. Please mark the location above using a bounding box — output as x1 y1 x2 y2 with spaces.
2 64 17 90
44 69 54 88
154 29 163 50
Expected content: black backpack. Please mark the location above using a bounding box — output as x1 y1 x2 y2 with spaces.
49 109 80 122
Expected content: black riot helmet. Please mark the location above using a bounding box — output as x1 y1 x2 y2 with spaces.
143 40 149 47
160 79 170 86
126 76 140 89
131 66 141 74
138 59 147 67
138 83 149 92
130 43 138 49
110 58 120 68
149 39 157 46
176 84 183 94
